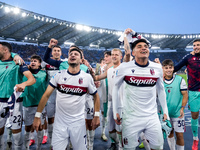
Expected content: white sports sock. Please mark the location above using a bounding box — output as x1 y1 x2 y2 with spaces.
43 129 47 136
89 130 95 150
37 130 43 149
86 130 89 148
167 137 176 150
13 132 23 150
48 124 53 145
176 144 184 150
117 133 122 149
6 128 12 143
0 134 4 149
193 136 199 140
102 117 106 135
109 132 119 143
140 132 150 150
24 131 30 150
30 131 34 140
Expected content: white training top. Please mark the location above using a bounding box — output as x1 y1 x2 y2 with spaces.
50 70 97 126
112 60 169 120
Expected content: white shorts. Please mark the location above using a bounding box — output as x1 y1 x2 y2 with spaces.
122 113 163 149
107 101 121 132
46 90 56 118
84 94 94 120
170 117 185 133
52 122 87 150
23 106 45 126
0 101 23 130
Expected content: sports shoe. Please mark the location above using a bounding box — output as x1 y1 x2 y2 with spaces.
42 135 48 144
101 134 108 141
106 143 116 150
29 139 35 146
139 142 144 148
192 139 199 150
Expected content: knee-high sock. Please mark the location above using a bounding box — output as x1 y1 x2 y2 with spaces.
191 118 199 139
0 134 4 149
13 132 23 150
140 132 150 150
167 137 175 150
101 117 106 135
24 131 30 150
37 130 43 150
88 130 95 150
6 128 12 143
48 124 53 145
176 144 184 150
30 131 34 140
86 130 89 148
109 132 118 143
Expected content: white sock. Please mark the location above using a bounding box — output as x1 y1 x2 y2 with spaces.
117 133 123 149
24 131 30 150
102 117 106 135
48 124 53 145
89 130 95 150
43 129 47 136
30 131 34 140
140 132 150 150
176 144 184 150
167 137 176 150
37 130 43 149
109 132 119 143
6 128 12 143
0 134 4 149
13 132 23 150
193 136 199 140
86 130 89 148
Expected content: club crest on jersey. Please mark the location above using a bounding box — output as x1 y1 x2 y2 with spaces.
131 69 135 73
193 57 196 61
150 69 155 75
124 137 128 145
63 77 67 81
6 66 9 69
79 78 83 84
168 89 170 93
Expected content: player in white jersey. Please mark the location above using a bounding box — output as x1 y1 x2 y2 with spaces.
113 29 169 150
92 49 123 150
33 47 100 150
162 59 188 150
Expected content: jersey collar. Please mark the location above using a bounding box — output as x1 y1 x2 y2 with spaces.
67 69 81 76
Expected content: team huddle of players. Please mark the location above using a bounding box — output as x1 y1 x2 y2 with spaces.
0 28 200 150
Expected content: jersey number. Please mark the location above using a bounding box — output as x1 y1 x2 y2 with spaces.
177 120 184 127
13 115 22 123
87 108 94 114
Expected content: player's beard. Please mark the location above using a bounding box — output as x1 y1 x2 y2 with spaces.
68 62 79 68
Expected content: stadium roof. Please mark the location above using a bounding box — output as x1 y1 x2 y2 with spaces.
0 2 199 50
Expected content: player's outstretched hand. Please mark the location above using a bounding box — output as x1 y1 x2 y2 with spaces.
179 109 184 118
91 116 100 130
163 114 168 121
190 51 195 55
124 28 133 35
114 113 122 125
33 117 42 132
13 55 24 65
15 83 26 92
154 58 161 64
48 38 58 48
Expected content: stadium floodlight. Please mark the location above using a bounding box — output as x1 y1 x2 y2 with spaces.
13 7 20 14
34 15 37 19
29 38 31 40
76 24 83 30
0 3 3 9
64 41 74 45
4 6 10 13
32 38 34 40
116 31 123 36
41 17 44 21
37 16 40 20
22 12 27 17
99 29 103 33
46 18 49 22
24 37 28 40
84 26 91 32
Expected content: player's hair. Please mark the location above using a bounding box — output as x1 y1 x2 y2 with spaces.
52 45 62 51
0 42 12 52
31 55 42 63
104 51 111 56
100 58 104 63
162 59 174 67
68 47 83 59
112 48 122 55
193 39 200 43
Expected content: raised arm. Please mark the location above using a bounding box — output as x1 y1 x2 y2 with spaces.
123 28 132 62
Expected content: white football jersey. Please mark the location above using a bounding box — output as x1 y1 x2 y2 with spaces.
50 70 97 125
113 60 168 119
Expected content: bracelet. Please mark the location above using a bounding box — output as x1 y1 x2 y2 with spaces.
35 112 42 118
181 106 185 108
94 112 100 117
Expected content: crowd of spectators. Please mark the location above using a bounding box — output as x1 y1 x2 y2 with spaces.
9 42 188 72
